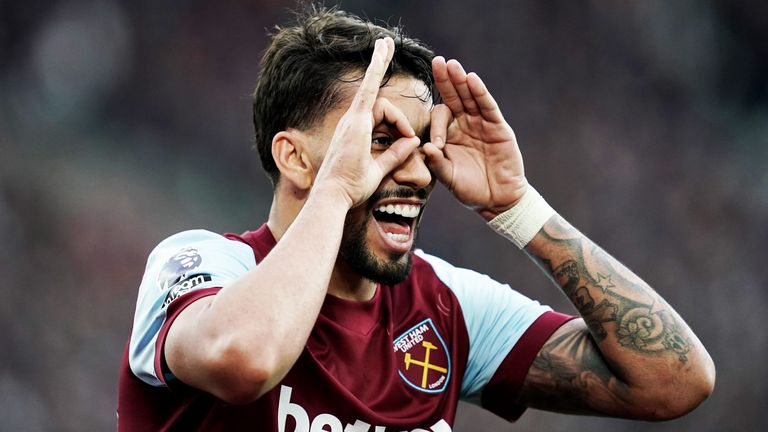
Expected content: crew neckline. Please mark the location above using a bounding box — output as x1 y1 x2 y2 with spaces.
320 285 384 335
236 224 387 335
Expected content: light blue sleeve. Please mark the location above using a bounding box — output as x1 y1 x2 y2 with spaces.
415 250 552 404
128 230 256 387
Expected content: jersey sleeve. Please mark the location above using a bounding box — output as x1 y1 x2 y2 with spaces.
128 229 256 387
415 250 575 420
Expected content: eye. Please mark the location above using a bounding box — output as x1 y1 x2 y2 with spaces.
371 135 392 149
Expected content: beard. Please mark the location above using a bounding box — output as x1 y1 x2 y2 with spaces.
339 220 413 286
338 188 426 285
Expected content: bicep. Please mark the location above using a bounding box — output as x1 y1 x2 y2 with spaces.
164 290 270 403
164 296 218 390
517 318 634 417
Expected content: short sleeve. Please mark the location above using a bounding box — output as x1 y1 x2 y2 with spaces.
415 251 573 416
128 230 256 387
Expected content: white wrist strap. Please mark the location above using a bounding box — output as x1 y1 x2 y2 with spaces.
487 185 556 249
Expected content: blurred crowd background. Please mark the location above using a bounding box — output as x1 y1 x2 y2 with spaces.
1 0 766 430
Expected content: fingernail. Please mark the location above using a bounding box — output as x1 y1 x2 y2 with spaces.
434 136 443 146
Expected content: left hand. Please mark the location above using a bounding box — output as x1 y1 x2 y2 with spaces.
424 56 529 220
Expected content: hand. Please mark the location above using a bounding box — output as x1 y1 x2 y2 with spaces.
313 37 421 208
424 57 529 220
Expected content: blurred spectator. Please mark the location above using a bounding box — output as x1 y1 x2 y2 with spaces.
1 0 766 430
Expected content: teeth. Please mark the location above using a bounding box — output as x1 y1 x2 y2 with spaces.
374 204 421 218
386 232 409 242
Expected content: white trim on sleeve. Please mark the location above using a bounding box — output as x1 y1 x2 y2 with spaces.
128 230 256 386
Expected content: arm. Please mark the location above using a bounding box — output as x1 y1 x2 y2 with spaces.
163 190 349 404
163 37 420 404
424 57 714 419
518 215 714 419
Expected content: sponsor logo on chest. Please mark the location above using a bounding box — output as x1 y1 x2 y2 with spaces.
393 318 451 393
278 385 452 432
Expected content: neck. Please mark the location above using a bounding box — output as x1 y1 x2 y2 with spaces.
266 187 304 242
329 259 377 301
267 189 376 302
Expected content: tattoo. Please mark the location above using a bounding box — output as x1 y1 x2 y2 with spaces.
537 323 613 383
519 321 629 414
534 216 691 363
553 260 579 294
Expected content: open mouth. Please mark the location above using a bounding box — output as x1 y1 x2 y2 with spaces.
371 202 422 251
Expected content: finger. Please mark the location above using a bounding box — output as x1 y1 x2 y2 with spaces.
374 136 421 175
372 98 415 138
446 60 480 116
466 72 504 123
351 37 395 113
429 104 453 149
422 142 454 189
432 56 464 116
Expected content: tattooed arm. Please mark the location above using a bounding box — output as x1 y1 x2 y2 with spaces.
423 56 714 419
517 215 716 419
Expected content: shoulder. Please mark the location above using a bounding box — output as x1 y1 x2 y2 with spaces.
149 229 253 260
412 249 495 290
412 250 543 313
128 229 257 386
146 230 256 283
137 228 257 317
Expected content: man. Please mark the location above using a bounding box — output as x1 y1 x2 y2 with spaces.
118 6 714 431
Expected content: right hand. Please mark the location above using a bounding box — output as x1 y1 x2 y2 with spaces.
313 37 422 208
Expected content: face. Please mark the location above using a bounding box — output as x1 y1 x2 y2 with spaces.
312 75 434 285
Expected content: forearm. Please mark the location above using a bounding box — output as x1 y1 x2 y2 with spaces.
425 54 714 416
524 214 715 414
167 186 350 401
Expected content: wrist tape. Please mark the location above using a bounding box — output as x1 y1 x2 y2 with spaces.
487 185 556 249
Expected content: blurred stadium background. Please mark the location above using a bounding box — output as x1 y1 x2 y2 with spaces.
1 0 766 430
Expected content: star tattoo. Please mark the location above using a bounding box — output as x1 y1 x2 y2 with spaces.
595 273 616 293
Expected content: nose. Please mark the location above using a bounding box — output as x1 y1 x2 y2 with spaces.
391 148 433 189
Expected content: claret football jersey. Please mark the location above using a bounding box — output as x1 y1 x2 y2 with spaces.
118 224 573 431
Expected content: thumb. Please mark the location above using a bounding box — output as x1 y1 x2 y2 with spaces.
423 142 454 189
374 136 421 175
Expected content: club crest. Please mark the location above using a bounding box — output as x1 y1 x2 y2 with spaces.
393 318 451 393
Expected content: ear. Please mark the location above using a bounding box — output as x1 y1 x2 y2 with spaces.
271 130 315 191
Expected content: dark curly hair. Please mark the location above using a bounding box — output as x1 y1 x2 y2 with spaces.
251 4 436 185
